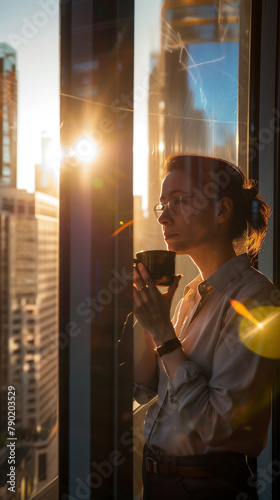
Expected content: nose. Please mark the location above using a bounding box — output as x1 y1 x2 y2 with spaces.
158 205 172 225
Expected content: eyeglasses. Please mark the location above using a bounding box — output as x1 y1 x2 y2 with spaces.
154 196 205 218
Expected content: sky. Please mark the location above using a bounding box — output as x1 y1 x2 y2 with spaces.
187 42 238 138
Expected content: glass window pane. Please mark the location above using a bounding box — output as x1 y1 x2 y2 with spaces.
134 0 251 496
0 2 59 499
134 0 251 280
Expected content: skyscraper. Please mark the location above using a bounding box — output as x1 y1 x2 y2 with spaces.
0 43 17 188
0 187 37 499
0 183 59 497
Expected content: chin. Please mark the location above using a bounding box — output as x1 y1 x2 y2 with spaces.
166 242 185 255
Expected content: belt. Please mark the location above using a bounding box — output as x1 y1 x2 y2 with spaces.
145 456 236 478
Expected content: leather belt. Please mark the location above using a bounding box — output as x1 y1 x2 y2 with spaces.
145 456 234 478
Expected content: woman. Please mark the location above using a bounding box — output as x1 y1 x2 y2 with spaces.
133 154 280 500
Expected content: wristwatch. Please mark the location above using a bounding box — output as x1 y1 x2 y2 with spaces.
155 337 182 357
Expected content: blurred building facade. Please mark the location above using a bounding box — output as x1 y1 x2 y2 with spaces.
0 185 58 498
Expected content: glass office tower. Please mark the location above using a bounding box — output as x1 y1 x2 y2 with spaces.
0 43 17 188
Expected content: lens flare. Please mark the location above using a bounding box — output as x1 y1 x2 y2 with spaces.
229 299 262 328
230 299 280 359
112 220 133 237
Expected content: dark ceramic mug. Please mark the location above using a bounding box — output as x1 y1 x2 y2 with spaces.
134 250 176 286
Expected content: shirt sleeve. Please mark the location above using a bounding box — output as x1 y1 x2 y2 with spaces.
167 281 280 452
133 285 200 404
133 279 201 406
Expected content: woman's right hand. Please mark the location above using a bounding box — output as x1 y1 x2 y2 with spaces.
133 262 182 346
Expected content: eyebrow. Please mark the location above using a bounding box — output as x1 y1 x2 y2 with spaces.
160 190 188 201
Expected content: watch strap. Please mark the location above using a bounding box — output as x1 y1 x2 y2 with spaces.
155 337 182 357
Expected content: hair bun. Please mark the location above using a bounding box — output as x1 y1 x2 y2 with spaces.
242 186 258 203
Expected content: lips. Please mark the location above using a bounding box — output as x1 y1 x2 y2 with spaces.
164 233 178 241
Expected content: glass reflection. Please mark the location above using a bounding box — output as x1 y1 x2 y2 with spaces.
0 2 59 499
134 0 251 497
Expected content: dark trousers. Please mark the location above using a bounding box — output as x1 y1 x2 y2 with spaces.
142 445 259 500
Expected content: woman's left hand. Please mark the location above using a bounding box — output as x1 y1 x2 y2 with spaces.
133 262 182 345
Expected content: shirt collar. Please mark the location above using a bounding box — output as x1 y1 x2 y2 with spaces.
207 253 251 292
184 253 251 297
184 274 202 297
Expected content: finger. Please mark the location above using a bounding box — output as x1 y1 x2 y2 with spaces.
133 284 149 311
137 263 155 288
133 267 146 291
166 274 182 300
133 284 141 306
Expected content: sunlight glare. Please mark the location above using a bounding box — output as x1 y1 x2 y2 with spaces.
74 137 98 163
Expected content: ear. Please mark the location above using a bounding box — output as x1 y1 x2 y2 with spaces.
217 197 233 224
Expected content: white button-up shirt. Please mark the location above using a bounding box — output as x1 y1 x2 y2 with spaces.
134 254 280 457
